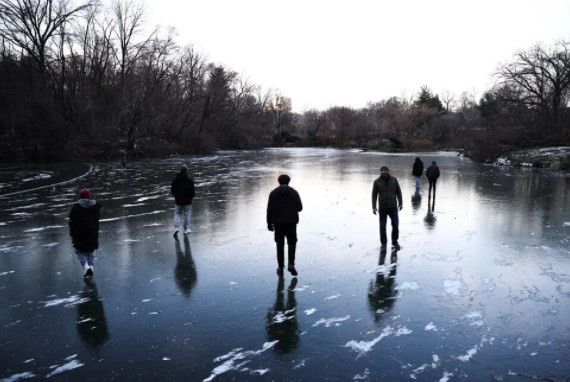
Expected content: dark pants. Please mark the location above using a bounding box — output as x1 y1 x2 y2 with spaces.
379 207 399 246
274 223 297 268
428 179 437 194
428 179 437 211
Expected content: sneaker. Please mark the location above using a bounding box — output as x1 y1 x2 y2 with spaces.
173 230 179 238
287 265 298 276
184 229 192 234
276 267 284 277
84 266 93 278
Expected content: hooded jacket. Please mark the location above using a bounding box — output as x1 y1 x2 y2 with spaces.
412 158 424 177
426 161 440 180
171 172 195 205
69 199 102 252
372 175 402 209
267 185 303 225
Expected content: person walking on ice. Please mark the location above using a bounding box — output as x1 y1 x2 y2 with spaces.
412 157 424 188
372 166 403 250
426 160 440 211
267 174 303 277
69 188 102 278
171 165 195 238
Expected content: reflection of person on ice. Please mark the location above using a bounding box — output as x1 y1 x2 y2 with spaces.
426 161 440 211
69 188 102 278
372 166 403 250
267 174 303 277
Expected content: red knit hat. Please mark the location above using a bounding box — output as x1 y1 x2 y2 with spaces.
79 188 92 199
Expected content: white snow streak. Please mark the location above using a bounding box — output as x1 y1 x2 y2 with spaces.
312 315 350 328
46 360 84 378
396 282 420 291
457 345 478 361
0 372 36 382
304 308 316 315
345 326 393 355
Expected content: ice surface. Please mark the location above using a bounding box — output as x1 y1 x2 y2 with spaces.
456 345 478 361
312 315 351 328
43 296 90 308
0 372 36 382
304 308 316 315
345 326 394 355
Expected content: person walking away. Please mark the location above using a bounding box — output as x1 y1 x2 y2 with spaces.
412 157 424 188
267 174 303 277
171 165 195 238
69 188 102 278
425 161 440 211
372 166 403 250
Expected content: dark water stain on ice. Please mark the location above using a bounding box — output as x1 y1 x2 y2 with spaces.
1 148 569 381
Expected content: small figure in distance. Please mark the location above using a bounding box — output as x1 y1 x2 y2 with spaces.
412 157 424 188
171 165 195 238
267 174 303 277
425 160 440 212
372 166 403 250
69 188 102 278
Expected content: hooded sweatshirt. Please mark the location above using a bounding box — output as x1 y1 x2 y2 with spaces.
69 199 102 252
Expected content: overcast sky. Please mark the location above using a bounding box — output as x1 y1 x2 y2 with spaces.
144 0 570 112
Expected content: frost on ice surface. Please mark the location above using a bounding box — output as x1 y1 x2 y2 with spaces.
324 294 340 300
293 359 306 369
312 315 351 328
0 372 36 382
304 308 316 315
143 223 163 227
463 311 485 327
456 345 478 361
564 222 570 227
203 341 278 382
46 359 84 378
425 322 438 331
43 296 90 308
0 271 15 276
345 326 393 355
250 369 269 375
41 242 59 247
439 371 453 382
396 282 419 291
395 326 412 336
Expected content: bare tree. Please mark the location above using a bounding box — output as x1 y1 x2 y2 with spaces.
497 41 570 135
0 0 95 73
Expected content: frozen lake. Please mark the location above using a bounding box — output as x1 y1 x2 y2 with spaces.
1 148 569 381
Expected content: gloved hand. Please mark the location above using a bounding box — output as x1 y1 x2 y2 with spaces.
267 223 274 232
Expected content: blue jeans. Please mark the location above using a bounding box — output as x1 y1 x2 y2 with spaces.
76 250 95 267
415 176 421 187
379 207 399 246
174 204 191 230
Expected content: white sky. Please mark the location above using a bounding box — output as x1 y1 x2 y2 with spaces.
143 0 570 112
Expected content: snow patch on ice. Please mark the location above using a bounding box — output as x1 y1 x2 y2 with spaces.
0 271 15 276
396 282 420 291
43 296 90 308
136 195 162 202
203 341 278 382
439 371 453 382
395 326 412 336
313 315 351 328
443 279 465 296
24 225 64 233
0 372 36 382
456 345 478 361
143 223 163 227
324 294 340 300
353 368 370 380
563 222 570 227
345 326 393 355
271 308 296 324
22 174 51 182
425 322 438 331
304 308 316 315
46 359 84 378
41 242 59 247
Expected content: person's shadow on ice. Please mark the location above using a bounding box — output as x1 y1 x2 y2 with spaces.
174 236 197 297
368 248 398 323
76 279 110 350
424 211 437 229
266 277 300 354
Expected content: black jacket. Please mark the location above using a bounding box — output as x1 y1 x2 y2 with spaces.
426 162 440 180
69 201 101 252
171 173 195 205
267 185 303 225
372 175 402 209
412 158 424 177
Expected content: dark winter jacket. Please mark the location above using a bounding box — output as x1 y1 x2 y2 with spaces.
372 175 402 209
171 173 195 205
426 161 440 180
69 200 102 252
412 158 424 177
267 185 303 225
